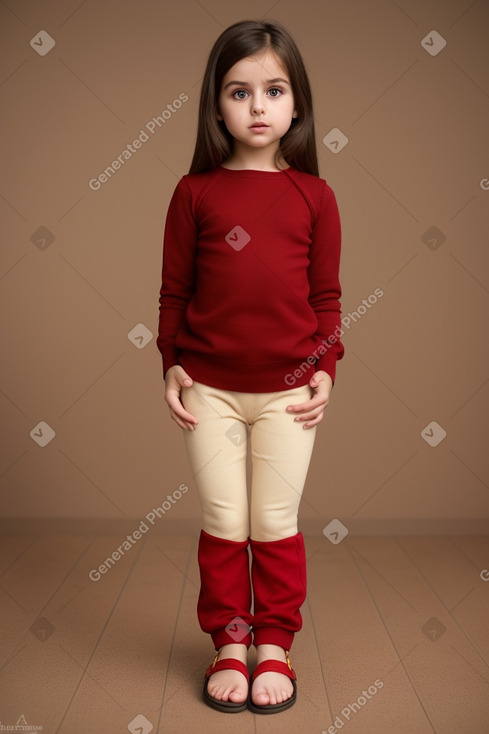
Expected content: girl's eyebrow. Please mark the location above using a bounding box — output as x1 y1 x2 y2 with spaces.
223 77 290 89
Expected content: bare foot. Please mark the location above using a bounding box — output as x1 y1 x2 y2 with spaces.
252 644 294 706
206 643 248 703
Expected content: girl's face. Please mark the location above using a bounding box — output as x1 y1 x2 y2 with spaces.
217 50 297 154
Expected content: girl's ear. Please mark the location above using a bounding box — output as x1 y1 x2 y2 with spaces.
292 109 298 119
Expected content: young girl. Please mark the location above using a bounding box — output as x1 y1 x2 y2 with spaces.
157 19 344 715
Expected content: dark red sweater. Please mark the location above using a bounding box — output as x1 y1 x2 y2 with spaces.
157 166 344 392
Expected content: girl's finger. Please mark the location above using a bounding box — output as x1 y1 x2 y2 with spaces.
303 412 324 428
293 403 327 420
173 416 195 431
287 398 321 413
168 399 198 424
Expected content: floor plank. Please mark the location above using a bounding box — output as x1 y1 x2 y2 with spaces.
0 534 487 733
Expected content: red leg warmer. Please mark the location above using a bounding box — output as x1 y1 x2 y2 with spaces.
197 529 253 649
250 532 307 650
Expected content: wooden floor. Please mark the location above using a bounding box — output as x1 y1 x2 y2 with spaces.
0 534 488 733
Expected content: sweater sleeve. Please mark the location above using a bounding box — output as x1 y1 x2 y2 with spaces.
156 177 198 379
307 181 345 385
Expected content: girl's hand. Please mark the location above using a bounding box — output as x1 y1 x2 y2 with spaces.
286 370 333 429
164 365 199 431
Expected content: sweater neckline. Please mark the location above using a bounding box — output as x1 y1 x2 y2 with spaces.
217 166 292 177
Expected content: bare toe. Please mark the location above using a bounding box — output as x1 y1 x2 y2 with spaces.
251 672 293 706
205 644 249 705
207 669 248 703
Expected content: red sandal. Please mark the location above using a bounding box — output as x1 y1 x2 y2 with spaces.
203 650 250 713
248 650 297 714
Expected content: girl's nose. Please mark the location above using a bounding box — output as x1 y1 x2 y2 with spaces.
251 97 265 114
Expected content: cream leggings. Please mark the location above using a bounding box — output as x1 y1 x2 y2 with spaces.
181 380 317 543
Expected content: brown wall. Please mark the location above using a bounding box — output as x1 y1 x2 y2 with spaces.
1 0 488 535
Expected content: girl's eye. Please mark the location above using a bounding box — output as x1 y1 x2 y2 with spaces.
231 87 284 100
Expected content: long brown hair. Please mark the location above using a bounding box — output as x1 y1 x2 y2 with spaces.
189 20 319 176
